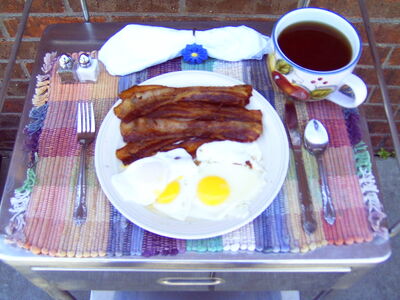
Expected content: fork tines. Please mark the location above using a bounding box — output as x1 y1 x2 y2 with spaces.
77 101 95 137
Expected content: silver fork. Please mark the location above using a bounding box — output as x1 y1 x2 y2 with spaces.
74 101 96 225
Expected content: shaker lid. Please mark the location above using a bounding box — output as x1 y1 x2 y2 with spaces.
59 54 73 69
79 53 92 68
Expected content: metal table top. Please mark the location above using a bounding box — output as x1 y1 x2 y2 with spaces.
0 21 391 271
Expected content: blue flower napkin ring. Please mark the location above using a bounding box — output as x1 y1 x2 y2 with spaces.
181 29 208 64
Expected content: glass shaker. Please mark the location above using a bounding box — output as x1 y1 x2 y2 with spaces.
57 54 77 84
76 53 100 83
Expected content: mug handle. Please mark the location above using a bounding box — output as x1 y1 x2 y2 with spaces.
326 74 367 108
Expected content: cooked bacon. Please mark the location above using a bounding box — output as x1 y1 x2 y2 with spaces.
146 102 262 122
114 85 252 122
118 84 165 100
114 86 176 122
116 138 181 165
172 85 252 104
114 84 263 165
120 118 262 143
116 137 214 165
159 137 214 156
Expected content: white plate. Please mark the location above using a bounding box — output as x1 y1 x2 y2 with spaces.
95 70 289 239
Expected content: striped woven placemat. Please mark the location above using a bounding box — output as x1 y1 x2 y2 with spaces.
4 51 387 257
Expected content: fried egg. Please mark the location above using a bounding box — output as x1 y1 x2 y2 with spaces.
112 140 267 222
111 148 197 220
189 162 266 220
196 140 264 170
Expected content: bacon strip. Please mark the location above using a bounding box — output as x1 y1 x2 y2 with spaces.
114 87 176 122
116 137 214 165
118 84 165 100
116 138 181 165
146 102 262 122
120 118 262 143
157 137 214 157
114 85 252 122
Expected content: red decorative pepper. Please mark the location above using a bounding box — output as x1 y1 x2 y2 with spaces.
272 71 309 101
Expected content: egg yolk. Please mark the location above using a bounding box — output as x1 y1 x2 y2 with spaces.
197 176 230 206
156 180 180 204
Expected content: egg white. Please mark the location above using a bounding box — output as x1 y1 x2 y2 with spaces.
111 156 171 205
111 148 197 210
196 140 264 171
189 162 266 220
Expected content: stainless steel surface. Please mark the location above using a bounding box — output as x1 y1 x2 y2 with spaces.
80 0 90 22
0 20 391 298
0 231 390 268
304 119 336 225
359 0 400 237
0 0 33 111
74 102 95 225
157 277 225 286
30 266 352 272
284 101 317 234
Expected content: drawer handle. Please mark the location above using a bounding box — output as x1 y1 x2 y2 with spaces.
157 277 224 286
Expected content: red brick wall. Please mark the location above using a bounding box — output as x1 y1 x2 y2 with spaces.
0 0 399 152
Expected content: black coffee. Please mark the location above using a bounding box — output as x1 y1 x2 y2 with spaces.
277 21 352 71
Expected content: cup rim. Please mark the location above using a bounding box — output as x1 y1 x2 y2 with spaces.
272 7 362 75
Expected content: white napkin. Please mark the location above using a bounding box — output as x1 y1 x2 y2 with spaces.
98 24 271 76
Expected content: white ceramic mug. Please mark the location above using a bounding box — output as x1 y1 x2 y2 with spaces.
268 7 367 108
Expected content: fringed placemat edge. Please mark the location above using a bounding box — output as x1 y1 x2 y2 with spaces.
344 108 388 239
5 51 58 245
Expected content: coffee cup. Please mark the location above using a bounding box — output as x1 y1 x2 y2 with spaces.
268 7 367 108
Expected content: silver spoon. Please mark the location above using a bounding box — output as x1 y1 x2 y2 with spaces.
304 119 336 225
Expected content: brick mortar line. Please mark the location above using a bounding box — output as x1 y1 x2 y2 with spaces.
63 0 73 14
0 59 35 63
0 112 22 116
0 12 399 23
2 95 25 99
381 45 394 67
366 85 400 90
374 85 400 89
0 19 10 38
0 12 279 18
383 47 396 66
365 85 375 103
0 127 21 130
0 122 22 128
369 121 399 124
362 43 400 47
6 78 30 82
179 0 186 14
364 87 377 105
0 37 40 42
19 62 31 78
358 65 400 69
367 113 400 120
357 64 400 69
366 102 398 106
394 107 400 119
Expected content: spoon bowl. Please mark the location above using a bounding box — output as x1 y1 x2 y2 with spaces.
304 119 329 154
304 119 336 225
